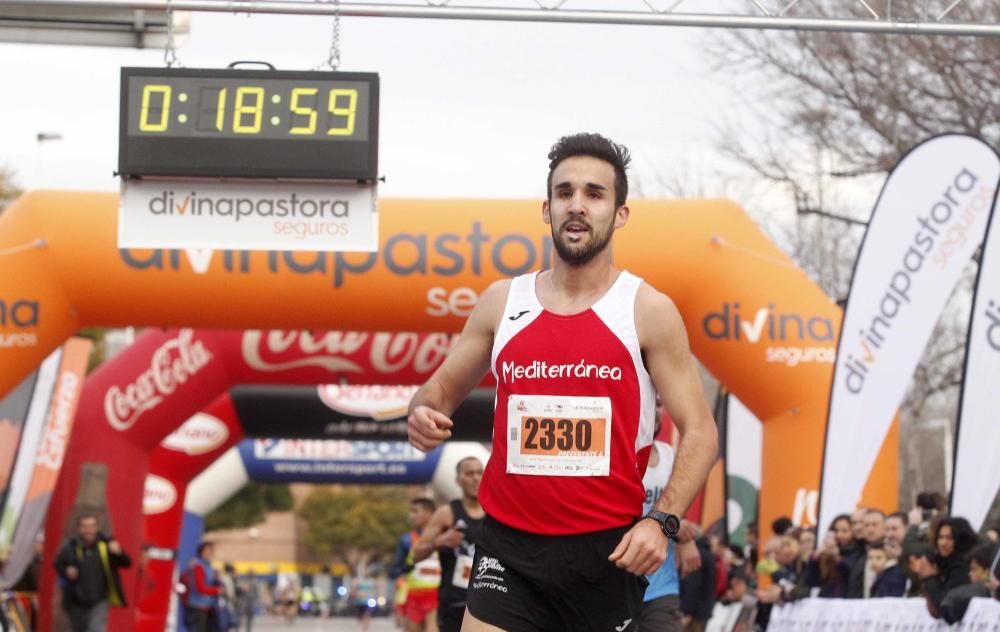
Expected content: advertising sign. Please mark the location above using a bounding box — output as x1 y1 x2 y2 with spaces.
119 179 377 252
240 439 442 484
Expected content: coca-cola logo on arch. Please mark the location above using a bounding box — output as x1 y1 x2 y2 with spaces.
318 384 418 420
162 413 230 455
143 474 177 515
241 330 458 375
104 329 214 431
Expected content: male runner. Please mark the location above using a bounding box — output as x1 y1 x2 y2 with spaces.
408 132 718 631
389 498 442 632
412 457 485 632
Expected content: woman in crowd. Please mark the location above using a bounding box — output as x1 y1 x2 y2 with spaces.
807 532 851 597
804 514 855 598
921 517 979 618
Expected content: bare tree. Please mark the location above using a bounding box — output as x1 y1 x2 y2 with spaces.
702 0 999 509
0 167 22 214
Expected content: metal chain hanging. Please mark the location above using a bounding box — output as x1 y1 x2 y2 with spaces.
316 0 342 70
163 0 181 67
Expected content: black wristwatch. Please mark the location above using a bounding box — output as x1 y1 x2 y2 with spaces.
643 510 680 538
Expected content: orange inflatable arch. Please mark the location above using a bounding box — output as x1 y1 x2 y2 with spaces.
0 191 897 537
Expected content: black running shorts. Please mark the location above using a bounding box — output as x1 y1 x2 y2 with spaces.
466 515 648 632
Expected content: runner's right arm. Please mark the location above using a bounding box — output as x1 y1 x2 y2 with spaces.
411 504 455 562
407 280 508 452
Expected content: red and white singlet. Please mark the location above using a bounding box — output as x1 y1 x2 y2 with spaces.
479 270 657 535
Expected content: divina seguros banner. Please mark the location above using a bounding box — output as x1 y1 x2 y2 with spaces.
951 190 1000 530
819 135 1000 533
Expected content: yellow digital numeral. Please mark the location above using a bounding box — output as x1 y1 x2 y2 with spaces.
327 89 357 136
139 84 172 132
289 88 318 135
233 87 265 134
215 88 227 132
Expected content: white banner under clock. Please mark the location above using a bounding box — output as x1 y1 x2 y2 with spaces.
119 179 378 252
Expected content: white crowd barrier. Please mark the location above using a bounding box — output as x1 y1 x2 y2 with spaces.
768 597 1000 631
706 602 750 631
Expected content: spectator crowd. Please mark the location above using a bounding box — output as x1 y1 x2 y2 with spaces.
673 492 1000 630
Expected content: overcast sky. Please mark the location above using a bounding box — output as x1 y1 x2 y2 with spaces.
0 2 746 199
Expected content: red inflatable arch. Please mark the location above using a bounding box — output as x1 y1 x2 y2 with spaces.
140 393 240 632
38 328 460 631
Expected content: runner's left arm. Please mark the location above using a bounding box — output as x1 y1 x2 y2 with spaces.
638 286 718 519
610 286 717 576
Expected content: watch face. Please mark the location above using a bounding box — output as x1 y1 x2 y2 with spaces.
664 514 681 533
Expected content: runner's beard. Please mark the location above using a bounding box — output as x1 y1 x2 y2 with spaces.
551 219 614 267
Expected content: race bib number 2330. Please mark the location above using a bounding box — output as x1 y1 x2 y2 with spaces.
506 394 612 477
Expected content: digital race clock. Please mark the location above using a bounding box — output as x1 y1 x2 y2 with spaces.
118 67 379 180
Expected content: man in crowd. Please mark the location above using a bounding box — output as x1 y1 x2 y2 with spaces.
408 132 717 631
53 513 131 632
390 497 441 632
183 541 222 632
412 457 484 632
234 570 259 632
680 528 716 632
850 508 867 542
885 512 908 549
846 509 885 598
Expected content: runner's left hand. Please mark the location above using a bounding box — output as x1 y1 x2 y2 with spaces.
608 519 668 576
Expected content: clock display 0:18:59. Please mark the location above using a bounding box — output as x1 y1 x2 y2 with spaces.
126 76 370 141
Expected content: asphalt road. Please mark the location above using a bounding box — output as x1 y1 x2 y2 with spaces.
245 615 398 631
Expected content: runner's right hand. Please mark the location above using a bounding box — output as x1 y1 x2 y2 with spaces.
436 526 465 549
407 405 454 452
65 565 79 580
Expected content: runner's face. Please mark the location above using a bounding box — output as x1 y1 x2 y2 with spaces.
544 156 625 267
409 505 432 530
456 459 484 501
